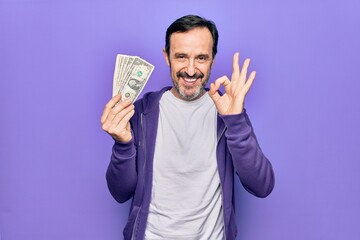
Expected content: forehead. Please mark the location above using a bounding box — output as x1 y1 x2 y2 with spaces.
169 27 213 55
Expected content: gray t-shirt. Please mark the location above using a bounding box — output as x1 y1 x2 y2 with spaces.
144 91 224 240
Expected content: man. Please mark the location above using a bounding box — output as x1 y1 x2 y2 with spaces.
101 15 275 240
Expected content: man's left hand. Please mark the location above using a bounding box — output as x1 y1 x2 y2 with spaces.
209 52 256 115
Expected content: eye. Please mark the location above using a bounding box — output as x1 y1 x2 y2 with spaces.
175 54 186 62
197 55 209 63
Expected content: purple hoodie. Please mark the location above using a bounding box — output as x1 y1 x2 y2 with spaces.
106 87 275 240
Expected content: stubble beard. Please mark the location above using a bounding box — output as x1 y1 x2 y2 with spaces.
171 69 211 101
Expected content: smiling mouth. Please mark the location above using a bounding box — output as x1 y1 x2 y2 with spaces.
177 71 204 84
183 77 198 83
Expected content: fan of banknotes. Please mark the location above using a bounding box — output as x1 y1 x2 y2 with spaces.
112 54 155 102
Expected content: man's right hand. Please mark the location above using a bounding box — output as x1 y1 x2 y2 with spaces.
101 94 135 143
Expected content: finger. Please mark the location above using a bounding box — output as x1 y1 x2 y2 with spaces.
104 100 134 130
214 75 231 88
231 52 240 82
242 71 256 95
112 97 132 113
119 109 135 129
105 97 132 123
100 94 121 124
208 82 221 102
209 78 222 95
234 58 251 94
109 109 135 141
240 58 251 82
109 104 135 129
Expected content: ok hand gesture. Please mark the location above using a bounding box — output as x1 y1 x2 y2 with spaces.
209 52 256 115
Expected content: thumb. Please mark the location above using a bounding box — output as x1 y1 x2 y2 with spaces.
209 82 221 102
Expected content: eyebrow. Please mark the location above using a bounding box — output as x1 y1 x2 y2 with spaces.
174 53 211 59
174 53 188 57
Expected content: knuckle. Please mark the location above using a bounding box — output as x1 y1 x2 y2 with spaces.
110 108 118 115
105 102 113 108
101 124 109 132
108 128 115 135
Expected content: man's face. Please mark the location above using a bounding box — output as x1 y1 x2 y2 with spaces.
164 27 214 101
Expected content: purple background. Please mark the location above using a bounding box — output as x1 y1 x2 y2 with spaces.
1 0 359 239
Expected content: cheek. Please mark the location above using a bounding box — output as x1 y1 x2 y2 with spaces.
170 64 183 75
171 67 179 76
199 64 211 74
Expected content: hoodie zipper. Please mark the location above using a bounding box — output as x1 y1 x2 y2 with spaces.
131 113 147 240
217 125 227 240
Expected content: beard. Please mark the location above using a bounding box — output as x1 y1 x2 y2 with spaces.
172 70 210 101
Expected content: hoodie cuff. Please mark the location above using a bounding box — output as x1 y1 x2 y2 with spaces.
112 139 136 159
219 110 248 132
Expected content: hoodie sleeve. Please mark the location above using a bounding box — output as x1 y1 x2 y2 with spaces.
106 139 138 203
220 110 275 198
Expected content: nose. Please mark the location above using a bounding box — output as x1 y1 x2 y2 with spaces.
186 58 196 76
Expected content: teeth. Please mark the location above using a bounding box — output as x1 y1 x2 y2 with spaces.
184 78 197 82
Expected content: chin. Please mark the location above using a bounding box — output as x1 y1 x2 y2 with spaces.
179 86 204 101
172 77 208 101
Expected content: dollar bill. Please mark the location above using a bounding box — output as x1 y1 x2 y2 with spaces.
119 56 135 93
112 54 123 97
112 54 154 102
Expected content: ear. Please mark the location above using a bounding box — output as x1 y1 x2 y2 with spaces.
163 48 170 66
